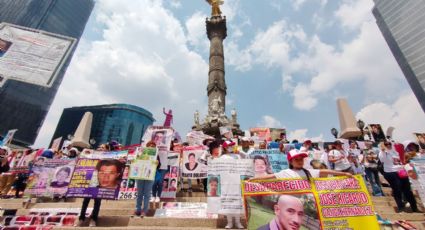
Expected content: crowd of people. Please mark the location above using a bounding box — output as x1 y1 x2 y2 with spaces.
0 128 424 228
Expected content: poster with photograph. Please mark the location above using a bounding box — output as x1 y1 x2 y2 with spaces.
369 124 386 143
414 133 425 150
250 128 272 142
128 159 158 180
66 156 126 200
242 175 379 230
118 148 138 200
207 158 254 214
411 157 425 208
0 23 75 88
181 146 208 179
141 126 174 151
25 158 76 197
250 149 289 175
161 152 180 199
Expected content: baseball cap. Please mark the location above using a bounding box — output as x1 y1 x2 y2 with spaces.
303 139 312 145
287 149 308 162
222 140 235 149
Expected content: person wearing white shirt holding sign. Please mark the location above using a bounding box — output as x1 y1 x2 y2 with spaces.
328 140 354 174
252 149 352 180
378 141 419 213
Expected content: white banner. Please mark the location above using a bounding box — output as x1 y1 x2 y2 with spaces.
207 158 254 214
0 23 75 87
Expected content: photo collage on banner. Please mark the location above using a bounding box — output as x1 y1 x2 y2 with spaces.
250 149 289 176
118 148 138 199
414 133 425 150
242 175 379 230
181 146 208 179
161 151 180 199
207 158 254 215
369 124 386 143
25 158 76 197
66 151 127 200
128 147 158 181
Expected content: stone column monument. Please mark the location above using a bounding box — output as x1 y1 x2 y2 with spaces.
194 0 242 138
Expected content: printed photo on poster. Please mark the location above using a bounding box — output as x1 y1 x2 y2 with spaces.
246 194 320 230
181 146 208 178
50 167 71 188
369 124 386 143
414 133 425 150
0 38 12 57
207 175 221 197
141 126 174 150
67 158 125 200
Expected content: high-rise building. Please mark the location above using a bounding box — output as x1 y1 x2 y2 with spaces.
373 0 425 112
51 104 155 148
0 0 95 146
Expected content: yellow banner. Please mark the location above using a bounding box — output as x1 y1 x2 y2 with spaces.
242 175 379 230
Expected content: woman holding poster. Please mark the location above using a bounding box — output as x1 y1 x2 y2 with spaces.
252 149 352 180
219 140 244 229
378 142 419 213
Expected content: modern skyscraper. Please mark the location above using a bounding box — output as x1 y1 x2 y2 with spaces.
373 0 425 112
0 0 95 146
51 104 155 148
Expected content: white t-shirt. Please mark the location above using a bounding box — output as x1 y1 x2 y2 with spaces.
275 168 320 179
378 150 402 173
328 149 351 171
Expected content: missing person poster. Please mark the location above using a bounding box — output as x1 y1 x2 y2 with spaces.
411 157 425 208
127 147 158 180
250 149 289 176
161 151 180 199
118 148 138 200
242 175 379 230
66 156 126 200
181 146 208 179
141 126 174 151
207 158 254 215
25 158 76 197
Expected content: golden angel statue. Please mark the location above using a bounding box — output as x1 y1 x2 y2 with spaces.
206 0 224 16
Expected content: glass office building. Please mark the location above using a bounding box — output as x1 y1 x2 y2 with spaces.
373 0 425 112
51 104 155 148
0 0 95 146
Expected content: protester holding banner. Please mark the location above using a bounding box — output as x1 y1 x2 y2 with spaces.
219 140 244 229
328 140 354 174
134 141 157 217
378 141 419 213
253 149 352 180
238 137 254 158
362 149 384 196
151 147 168 203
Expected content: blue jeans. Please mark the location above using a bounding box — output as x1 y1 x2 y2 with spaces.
136 180 154 213
152 169 167 197
365 168 383 196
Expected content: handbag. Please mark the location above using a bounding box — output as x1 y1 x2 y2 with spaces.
397 169 408 179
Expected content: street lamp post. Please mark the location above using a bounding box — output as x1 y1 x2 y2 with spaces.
331 128 338 139
356 119 365 141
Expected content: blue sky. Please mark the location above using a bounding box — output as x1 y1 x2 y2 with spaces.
34 0 425 147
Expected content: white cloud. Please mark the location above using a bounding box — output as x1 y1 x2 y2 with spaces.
169 0 181 9
287 129 324 142
185 11 209 50
34 0 208 147
257 115 283 128
335 0 374 30
290 0 307 10
356 92 425 142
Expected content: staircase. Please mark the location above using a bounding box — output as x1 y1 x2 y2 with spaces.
1 184 425 229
